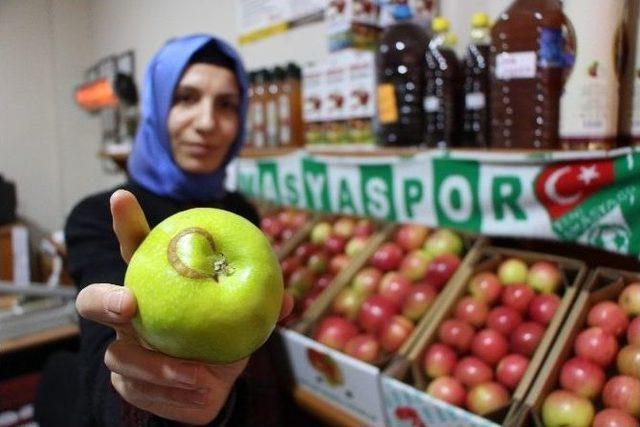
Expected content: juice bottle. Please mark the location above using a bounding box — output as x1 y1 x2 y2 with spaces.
265 68 281 147
560 0 625 150
424 17 460 148
251 70 267 148
375 4 430 147
461 13 491 148
619 0 640 146
278 63 303 146
245 71 256 147
490 0 565 150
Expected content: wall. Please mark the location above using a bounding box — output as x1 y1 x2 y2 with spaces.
0 0 514 233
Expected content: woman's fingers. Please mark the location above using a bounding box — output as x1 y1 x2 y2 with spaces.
279 291 294 321
110 189 150 263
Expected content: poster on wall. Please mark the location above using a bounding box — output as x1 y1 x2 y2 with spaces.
237 0 327 45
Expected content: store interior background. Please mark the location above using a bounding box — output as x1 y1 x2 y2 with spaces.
0 0 511 235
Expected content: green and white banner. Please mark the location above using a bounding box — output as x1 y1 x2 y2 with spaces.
235 147 640 258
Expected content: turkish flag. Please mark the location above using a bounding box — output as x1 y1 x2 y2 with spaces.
535 159 615 220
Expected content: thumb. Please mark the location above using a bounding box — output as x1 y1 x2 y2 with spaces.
76 283 138 328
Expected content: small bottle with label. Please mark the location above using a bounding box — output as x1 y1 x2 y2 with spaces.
251 70 268 148
265 68 281 147
560 0 624 150
490 0 565 150
424 17 460 148
461 13 491 148
277 63 303 146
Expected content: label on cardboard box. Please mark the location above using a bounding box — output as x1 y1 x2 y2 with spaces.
325 53 351 121
303 62 326 123
281 328 387 426
349 50 375 119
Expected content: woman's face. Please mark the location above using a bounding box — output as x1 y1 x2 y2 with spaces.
168 63 240 174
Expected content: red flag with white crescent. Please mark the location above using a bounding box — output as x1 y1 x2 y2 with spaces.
535 159 615 220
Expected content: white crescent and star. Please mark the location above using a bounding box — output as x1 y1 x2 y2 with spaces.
544 166 582 206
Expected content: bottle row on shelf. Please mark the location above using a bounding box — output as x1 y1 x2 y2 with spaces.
257 203 640 427
246 0 640 152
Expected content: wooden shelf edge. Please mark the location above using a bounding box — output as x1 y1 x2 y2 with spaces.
293 385 365 427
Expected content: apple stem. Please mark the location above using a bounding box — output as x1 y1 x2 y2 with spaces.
212 254 235 281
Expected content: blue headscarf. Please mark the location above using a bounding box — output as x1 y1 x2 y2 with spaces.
127 34 248 203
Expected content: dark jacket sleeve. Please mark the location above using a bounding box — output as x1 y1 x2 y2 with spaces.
65 192 242 427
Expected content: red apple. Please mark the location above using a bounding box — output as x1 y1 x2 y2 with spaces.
628 317 640 345
453 356 493 387
423 343 458 378
402 283 438 321
280 227 295 241
454 296 489 328
301 289 322 312
559 356 606 399
528 294 561 326
281 256 302 280
394 224 430 251
379 315 415 353
370 242 404 272
588 301 629 337
501 284 535 314
496 354 529 390
307 252 329 274
357 295 398 334
426 376 466 407
602 375 640 417
487 306 523 336
329 254 350 274
324 234 347 255
277 210 295 227
617 344 640 380
291 211 308 229
378 272 412 307
314 273 334 291
332 288 364 321
471 329 509 366
466 382 510 415
398 250 432 282
260 216 284 238
354 218 374 237
542 390 595 427
294 242 319 261
314 316 358 351
288 267 316 300
438 319 475 353
344 334 380 363
351 267 382 297
574 327 619 367
497 258 528 285
593 408 640 427
424 229 464 257
510 322 545 357
619 283 640 316
333 217 356 238
527 261 562 294
468 272 503 304
345 236 369 257
310 221 332 244
423 254 461 290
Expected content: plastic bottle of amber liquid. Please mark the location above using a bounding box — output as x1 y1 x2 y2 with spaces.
277 63 303 147
424 17 460 148
251 70 267 148
461 13 491 148
490 0 565 150
560 0 625 150
375 4 430 147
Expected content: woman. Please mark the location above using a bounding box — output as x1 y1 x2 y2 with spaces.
64 34 293 426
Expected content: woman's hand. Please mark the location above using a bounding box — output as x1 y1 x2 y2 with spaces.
75 190 293 425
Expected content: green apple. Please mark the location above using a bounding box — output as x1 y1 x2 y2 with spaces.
125 208 283 364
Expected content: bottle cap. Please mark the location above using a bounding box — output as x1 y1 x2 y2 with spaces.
445 33 458 47
472 12 490 28
432 17 450 33
392 4 413 21
273 66 286 81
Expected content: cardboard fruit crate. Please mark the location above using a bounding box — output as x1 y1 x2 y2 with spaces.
517 267 640 426
282 225 487 426
380 246 588 427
